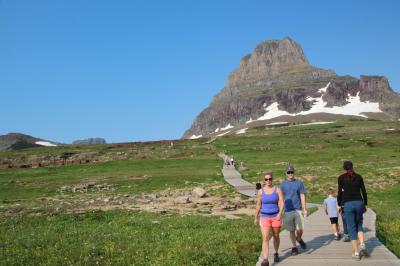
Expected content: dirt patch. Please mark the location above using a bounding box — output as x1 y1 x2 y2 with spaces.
57 183 115 193
300 175 321 182
2 185 257 218
129 175 151 180
305 144 324 150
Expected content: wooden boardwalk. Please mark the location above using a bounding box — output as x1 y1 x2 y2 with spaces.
221 164 256 197
255 207 400 265
220 160 400 265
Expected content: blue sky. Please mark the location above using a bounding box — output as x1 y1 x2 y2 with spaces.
1 0 399 143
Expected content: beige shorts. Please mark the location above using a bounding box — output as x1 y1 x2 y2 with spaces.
283 210 304 231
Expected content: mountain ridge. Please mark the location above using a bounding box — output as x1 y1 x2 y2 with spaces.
183 37 400 139
0 132 59 151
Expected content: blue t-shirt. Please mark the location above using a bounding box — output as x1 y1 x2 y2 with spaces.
323 196 338 218
280 179 306 212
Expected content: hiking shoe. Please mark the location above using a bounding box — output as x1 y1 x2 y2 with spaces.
352 253 361 261
342 234 350 242
261 259 269 266
297 238 307 249
273 253 280 262
291 247 299 256
360 243 369 257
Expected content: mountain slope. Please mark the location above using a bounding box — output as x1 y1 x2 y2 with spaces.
0 133 58 151
183 37 400 139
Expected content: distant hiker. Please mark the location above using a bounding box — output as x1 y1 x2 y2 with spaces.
337 161 369 260
254 172 284 266
280 164 307 256
230 157 235 166
323 188 341 240
224 155 230 166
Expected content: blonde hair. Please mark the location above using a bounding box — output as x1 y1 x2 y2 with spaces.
263 171 273 179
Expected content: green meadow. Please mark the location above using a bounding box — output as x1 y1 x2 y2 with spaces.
0 120 399 264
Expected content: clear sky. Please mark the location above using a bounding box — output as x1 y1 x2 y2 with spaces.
1 0 399 143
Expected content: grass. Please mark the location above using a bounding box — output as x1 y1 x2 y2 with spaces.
0 157 221 201
0 210 260 265
0 120 399 263
215 120 400 257
372 183 400 257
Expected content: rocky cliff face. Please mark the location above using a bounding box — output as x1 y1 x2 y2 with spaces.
183 37 400 139
227 37 310 88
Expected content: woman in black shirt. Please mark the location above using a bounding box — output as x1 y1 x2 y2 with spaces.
337 161 368 261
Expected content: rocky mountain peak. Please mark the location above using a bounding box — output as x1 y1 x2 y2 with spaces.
228 37 310 89
182 37 400 139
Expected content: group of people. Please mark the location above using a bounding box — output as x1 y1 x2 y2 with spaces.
224 156 236 167
254 161 368 266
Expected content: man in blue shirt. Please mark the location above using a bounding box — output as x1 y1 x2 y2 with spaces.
280 165 307 255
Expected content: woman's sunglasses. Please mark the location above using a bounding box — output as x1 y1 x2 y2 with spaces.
264 178 273 181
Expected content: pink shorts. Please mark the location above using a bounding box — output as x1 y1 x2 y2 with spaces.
260 216 282 228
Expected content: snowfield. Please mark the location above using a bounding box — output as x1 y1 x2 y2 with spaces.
35 141 57 147
257 83 382 121
188 134 202 140
235 128 248 134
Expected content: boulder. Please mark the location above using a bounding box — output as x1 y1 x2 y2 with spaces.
192 187 207 198
174 196 191 204
225 214 241 220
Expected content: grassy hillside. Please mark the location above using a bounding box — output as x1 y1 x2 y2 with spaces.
0 120 399 264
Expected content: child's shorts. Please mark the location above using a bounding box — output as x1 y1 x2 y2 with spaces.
329 217 338 224
260 216 282 228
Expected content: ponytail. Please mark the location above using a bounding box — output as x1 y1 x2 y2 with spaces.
344 169 356 181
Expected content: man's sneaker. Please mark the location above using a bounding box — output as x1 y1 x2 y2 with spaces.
334 234 340 240
342 234 350 242
297 238 307 249
360 243 369 257
273 253 280 262
352 253 361 261
291 247 299 256
261 259 269 266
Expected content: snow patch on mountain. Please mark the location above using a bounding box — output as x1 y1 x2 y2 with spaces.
266 122 289 126
235 128 248 134
221 124 234 131
257 83 382 121
189 134 202 139
216 131 231 137
246 118 254 124
35 141 57 147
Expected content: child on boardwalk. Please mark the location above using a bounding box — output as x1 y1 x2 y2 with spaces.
323 188 341 240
